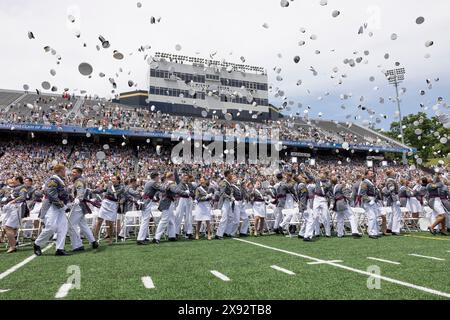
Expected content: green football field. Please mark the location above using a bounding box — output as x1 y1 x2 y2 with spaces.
0 232 449 300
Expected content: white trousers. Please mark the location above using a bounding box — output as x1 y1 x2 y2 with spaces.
155 203 176 241
216 200 232 237
363 202 380 236
313 197 331 236
175 198 193 235
226 201 249 236
35 205 68 250
68 207 95 249
280 208 295 229
137 201 153 241
390 204 402 233
298 209 309 237
273 206 283 229
335 208 359 237
304 208 318 239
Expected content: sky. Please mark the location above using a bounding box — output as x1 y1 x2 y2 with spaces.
0 0 449 130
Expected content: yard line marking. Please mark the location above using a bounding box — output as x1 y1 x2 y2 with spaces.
408 254 445 261
55 283 74 299
210 270 230 282
141 276 155 289
403 235 450 241
270 265 296 275
367 257 401 265
0 289 10 293
234 238 450 299
308 260 342 265
0 244 53 281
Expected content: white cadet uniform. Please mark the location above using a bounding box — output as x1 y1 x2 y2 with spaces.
313 180 332 237
226 183 249 236
154 180 179 241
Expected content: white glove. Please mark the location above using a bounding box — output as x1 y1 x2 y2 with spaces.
74 198 80 205
369 199 375 205
423 200 428 206
396 201 401 206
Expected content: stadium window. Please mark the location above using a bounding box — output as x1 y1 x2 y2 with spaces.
150 69 156 77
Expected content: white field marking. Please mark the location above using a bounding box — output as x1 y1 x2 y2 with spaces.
408 254 445 261
307 260 343 265
0 244 53 281
233 238 450 299
367 257 401 265
210 270 230 282
55 283 74 299
0 289 11 293
141 276 155 289
270 265 295 275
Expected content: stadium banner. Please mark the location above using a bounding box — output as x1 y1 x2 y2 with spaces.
0 123 415 153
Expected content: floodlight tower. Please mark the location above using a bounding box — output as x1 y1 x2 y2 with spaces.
385 67 407 165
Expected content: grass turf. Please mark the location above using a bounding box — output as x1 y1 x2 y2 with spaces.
0 232 449 300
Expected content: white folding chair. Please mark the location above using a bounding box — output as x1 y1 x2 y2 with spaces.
17 213 41 246
351 207 367 235
119 210 142 240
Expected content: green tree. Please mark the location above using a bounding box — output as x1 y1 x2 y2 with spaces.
385 112 449 162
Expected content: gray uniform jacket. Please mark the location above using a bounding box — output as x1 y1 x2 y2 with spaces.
217 179 234 210
331 183 351 212
385 178 399 206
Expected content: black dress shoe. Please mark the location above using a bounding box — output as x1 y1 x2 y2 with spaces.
152 238 160 244
325 235 331 238
214 235 223 240
187 234 195 240
303 237 312 242
391 232 400 236
352 233 362 238
428 227 436 235
72 246 85 252
386 229 392 233
137 240 149 245
298 235 304 239
239 233 248 237
33 243 42 256
223 233 231 238
168 237 177 241
55 250 71 256
278 227 285 235
91 241 99 249
369 235 378 239
439 232 448 236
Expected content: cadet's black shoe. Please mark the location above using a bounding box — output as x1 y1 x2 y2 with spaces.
55 250 71 256
303 237 312 242
187 234 195 240
278 227 285 235
151 238 160 244
168 237 177 241
427 227 436 235
386 229 392 234
298 235 304 239
137 240 149 245
91 241 99 249
239 233 248 237
33 243 42 256
369 235 378 239
352 233 362 238
223 233 231 238
391 232 400 236
72 246 85 252
214 235 223 240
325 235 332 238
439 231 448 236
447 228 450 233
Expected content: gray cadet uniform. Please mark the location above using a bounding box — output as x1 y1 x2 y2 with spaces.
359 178 380 237
303 183 319 239
174 181 194 236
68 176 96 250
216 179 234 238
385 177 402 234
35 175 70 251
3 184 27 229
155 179 182 241
427 182 447 230
227 183 249 236
137 179 161 241
312 179 333 237
330 183 360 237
273 181 296 230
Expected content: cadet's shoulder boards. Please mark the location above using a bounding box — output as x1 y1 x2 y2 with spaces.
47 180 57 187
